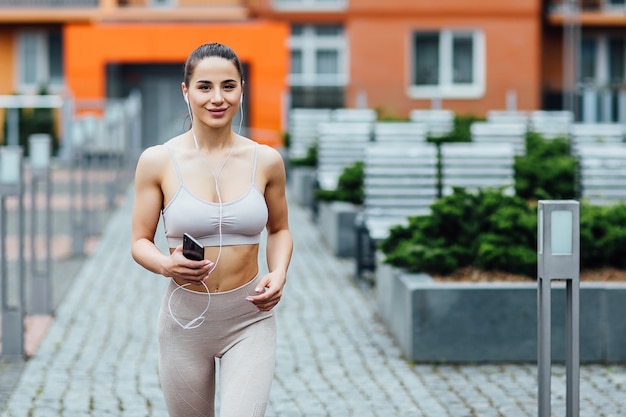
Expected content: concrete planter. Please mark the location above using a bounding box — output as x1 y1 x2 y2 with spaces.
317 201 360 258
375 252 626 363
289 166 316 208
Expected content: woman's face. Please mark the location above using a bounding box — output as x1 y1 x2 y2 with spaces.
184 56 243 130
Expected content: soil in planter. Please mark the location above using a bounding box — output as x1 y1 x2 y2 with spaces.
432 266 626 283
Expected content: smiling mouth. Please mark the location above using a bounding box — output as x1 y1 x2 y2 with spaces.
208 108 228 117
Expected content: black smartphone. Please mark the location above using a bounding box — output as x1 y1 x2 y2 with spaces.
183 233 204 261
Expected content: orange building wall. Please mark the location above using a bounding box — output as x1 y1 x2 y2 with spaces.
0 30 14 95
348 15 542 118
349 0 539 15
64 21 289 146
0 29 15 143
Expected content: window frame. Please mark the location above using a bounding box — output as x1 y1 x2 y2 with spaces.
408 29 485 100
288 24 347 87
15 30 64 94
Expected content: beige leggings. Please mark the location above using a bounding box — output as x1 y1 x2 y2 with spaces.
158 274 276 417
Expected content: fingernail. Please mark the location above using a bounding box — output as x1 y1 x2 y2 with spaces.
245 296 253 302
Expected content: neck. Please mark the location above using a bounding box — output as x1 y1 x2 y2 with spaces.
190 125 235 152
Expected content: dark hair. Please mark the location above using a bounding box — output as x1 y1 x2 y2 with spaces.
183 43 244 87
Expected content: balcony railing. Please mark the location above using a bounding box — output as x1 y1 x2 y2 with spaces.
273 0 346 11
0 0 97 6
549 0 626 13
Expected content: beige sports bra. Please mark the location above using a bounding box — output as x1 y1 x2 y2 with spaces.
161 143 268 248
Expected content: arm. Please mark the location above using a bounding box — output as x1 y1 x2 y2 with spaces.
131 146 212 282
246 146 293 311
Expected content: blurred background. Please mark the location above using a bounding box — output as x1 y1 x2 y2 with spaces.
0 0 620 153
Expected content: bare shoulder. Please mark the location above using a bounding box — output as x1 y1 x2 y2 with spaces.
256 143 285 171
136 144 170 179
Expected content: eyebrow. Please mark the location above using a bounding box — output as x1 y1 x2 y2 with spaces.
195 79 238 85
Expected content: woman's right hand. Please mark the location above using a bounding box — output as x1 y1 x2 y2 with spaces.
163 245 214 285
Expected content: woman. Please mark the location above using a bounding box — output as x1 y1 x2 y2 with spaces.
131 43 293 417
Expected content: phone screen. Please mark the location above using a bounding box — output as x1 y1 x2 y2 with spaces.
183 233 204 261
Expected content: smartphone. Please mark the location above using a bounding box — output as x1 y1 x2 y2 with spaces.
183 233 204 261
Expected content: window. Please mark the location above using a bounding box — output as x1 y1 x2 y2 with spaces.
580 38 597 84
16 30 64 93
410 29 485 99
577 35 626 122
609 38 625 85
288 24 346 87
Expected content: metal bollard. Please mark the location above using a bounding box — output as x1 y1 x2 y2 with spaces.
537 200 580 417
28 134 53 315
70 120 86 257
0 147 25 357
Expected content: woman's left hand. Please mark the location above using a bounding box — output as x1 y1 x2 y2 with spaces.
245 271 286 311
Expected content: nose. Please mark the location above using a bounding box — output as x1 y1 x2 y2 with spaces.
211 89 224 104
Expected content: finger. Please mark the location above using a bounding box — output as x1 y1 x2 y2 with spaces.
253 277 270 294
183 259 214 271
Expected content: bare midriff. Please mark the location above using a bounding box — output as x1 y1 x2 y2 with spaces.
169 244 259 293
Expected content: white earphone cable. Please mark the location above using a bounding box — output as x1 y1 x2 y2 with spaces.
167 127 234 330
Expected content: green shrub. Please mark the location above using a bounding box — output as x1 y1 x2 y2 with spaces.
314 161 364 205
2 89 60 157
580 202 626 269
381 184 626 278
289 144 317 167
380 188 537 277
514 132 577 200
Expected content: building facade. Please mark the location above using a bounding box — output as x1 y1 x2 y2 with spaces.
0 0 623 148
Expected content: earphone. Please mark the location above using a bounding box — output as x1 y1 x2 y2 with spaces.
238 93 244 134
168 131 234 330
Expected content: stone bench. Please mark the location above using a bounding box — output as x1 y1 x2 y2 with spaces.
440 142 516 196
578 144 626 206
355 143 438 279
470 121 527 155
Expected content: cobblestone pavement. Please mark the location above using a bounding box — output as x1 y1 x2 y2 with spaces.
1 187 625 417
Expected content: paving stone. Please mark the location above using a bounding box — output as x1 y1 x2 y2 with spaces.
1 185 625 417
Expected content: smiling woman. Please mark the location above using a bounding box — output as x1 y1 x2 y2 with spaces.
130 43 293 417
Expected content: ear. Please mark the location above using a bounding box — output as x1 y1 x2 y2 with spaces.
181 82 188 103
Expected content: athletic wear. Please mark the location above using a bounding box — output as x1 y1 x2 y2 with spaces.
162 143 268 248
158 274 276 417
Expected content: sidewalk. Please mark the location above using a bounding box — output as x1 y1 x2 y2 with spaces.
1 185 625 417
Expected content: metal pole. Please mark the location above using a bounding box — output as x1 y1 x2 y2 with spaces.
0 148 25 358
82 116 98 237
29 134 53 315
537 200 580 417
71 121 86 257
566 279 580 417
6 108 19 147
537 276 551 417
563 0 580 120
